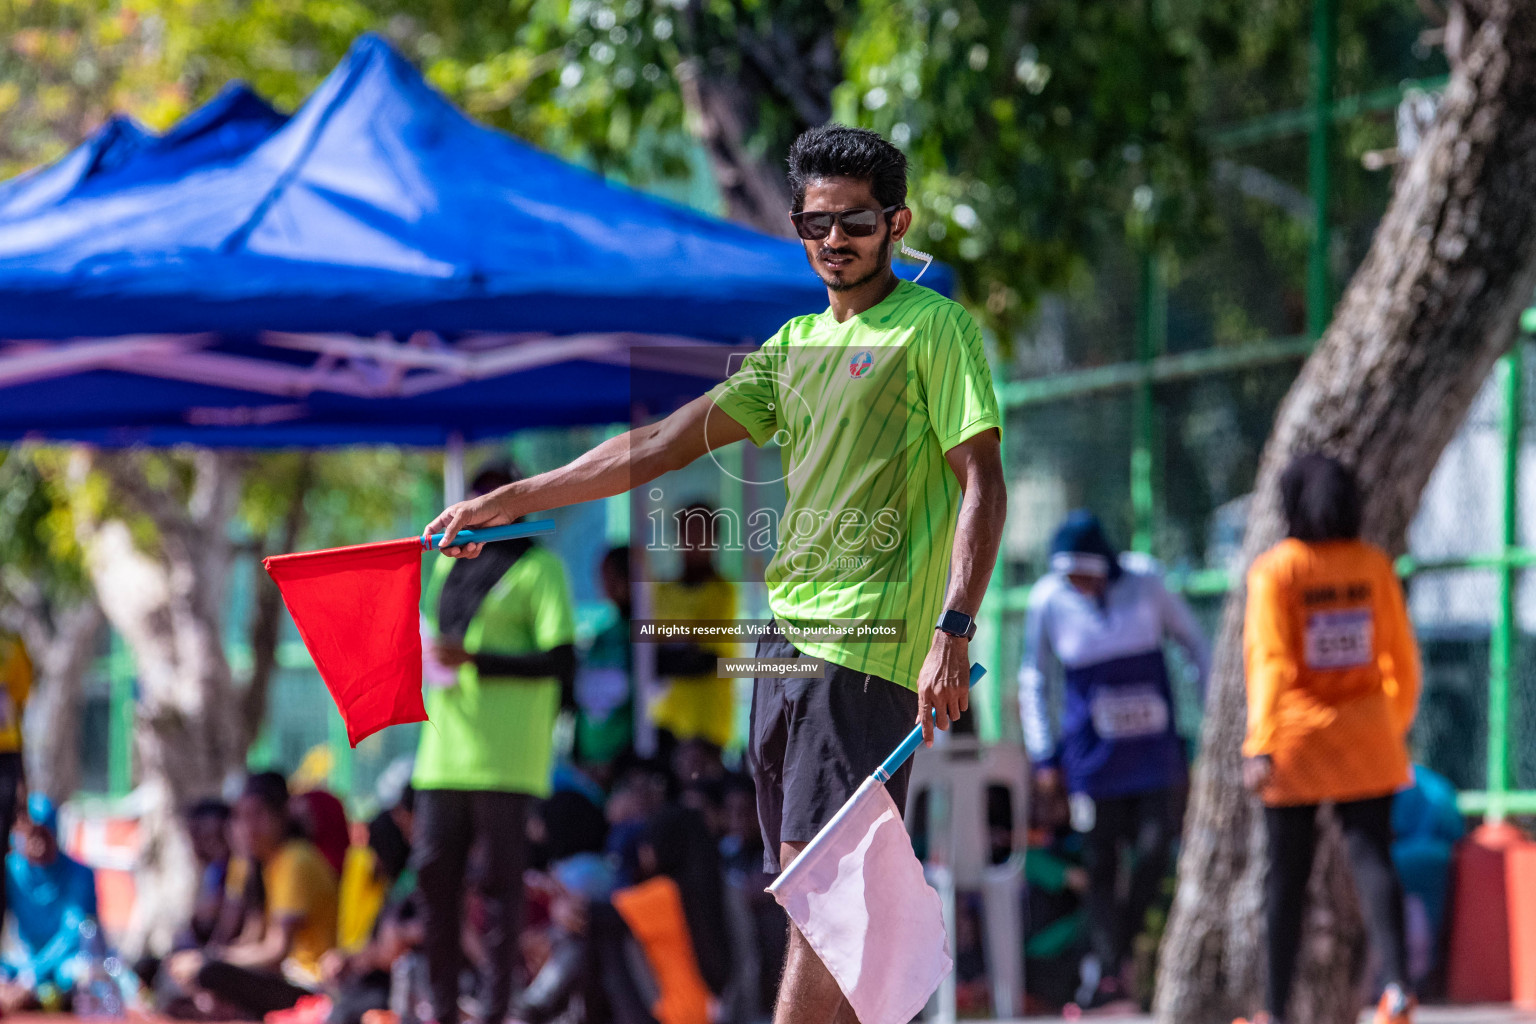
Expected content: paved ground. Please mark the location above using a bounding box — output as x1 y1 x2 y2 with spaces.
1012 1005 1536 1023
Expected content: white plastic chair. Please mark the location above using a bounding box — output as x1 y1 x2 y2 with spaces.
906 737 1031 1021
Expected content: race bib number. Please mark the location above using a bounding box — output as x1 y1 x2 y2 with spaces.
1305 608 1373 669
1090 686 1169 740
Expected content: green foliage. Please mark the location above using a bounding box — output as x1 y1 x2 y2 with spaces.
1 0 1444 350
841 0 1206 332
282 449 439 549
0 449 89 599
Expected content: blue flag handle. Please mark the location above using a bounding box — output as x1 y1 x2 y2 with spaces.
873 663 987 783
423 519 556 550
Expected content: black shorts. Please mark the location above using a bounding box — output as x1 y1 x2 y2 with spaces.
748 621 921 873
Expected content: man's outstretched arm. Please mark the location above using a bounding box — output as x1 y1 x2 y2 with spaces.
425 395 752 556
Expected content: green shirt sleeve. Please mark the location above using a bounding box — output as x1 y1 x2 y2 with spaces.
705 330 786 447
920 303 1002 451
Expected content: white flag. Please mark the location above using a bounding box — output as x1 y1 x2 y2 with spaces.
768 777 951 1024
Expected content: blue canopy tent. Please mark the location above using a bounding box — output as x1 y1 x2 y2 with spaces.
0 34 947 446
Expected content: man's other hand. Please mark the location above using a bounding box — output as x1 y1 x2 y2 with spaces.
915 632 971 746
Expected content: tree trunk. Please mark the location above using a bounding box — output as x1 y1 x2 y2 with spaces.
1155 3 1536 1021
239 453 313 752
70 449 248 957
673 2 841 234
0 598 103 803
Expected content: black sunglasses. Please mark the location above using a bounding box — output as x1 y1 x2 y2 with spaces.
790 204 904 241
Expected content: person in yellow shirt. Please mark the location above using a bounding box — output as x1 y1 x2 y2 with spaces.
0 632 31 931
651 504 739 761
171 772 339 1021
1235 454 1420 1024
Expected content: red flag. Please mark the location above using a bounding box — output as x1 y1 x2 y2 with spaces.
263 537 428 746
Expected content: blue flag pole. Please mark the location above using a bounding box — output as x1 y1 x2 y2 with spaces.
422 519 557 550
872 663 987 783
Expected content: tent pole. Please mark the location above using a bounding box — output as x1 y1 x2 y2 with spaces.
631 404 659 759
444 431 465 505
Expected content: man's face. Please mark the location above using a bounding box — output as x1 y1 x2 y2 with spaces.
1066 572 1108 600
22 822 56 867
232 794 283 862
677 514 717 575
600 561 629 605
188 814 229 866
797 177 906 293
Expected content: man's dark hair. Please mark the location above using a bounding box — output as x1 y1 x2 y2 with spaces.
470 460 523 496
242 771 290 816
676 502 724 547
786 124 907 213
601 545 631 578
186 798 231 824
1279 453 1363 542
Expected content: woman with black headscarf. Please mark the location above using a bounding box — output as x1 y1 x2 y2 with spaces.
1235 454 1420 1024
1016 509 1210 1010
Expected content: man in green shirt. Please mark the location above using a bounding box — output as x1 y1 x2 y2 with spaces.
425 126 1006 1024
413 464 576 1024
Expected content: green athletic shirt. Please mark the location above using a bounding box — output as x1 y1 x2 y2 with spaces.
414 545 575 796
706 279 1001 690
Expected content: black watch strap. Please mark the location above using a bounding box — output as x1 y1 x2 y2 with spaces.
936 608 976 640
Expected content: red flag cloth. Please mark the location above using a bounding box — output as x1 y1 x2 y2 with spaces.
263 537 428 746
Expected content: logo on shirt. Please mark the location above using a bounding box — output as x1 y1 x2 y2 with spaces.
848 350 874 378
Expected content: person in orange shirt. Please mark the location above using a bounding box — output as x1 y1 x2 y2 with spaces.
1235 454 1420 1024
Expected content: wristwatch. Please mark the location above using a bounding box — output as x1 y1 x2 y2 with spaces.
935 608 977 640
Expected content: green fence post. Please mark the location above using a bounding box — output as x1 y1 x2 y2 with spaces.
974 378 1009 743
1131 250 1162 553
328 710 354 800
1307 0 1336 339
108 632 134 798
1488 349 1522 822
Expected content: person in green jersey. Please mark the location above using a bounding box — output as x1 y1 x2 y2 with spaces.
423 125 1007 1024
413 463 577 1024
573 545 638 780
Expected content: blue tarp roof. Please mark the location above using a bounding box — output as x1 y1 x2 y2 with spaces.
0 35 947 445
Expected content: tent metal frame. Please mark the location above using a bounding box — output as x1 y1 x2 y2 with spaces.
0 329 741 401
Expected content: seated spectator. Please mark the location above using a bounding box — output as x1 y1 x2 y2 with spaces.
516 791 656 1024
293 789 351 878
717 774 783 1022
671 740 725 791
1023 767 1089 1013
606 759 672 888
184 799 233 949
169 772 339 1020
336 787 414 956
0 794 99 1011
1392 763 1465 987
678 779 726 841
574 547 639 784
608 805 735 1024
325 792 420 1024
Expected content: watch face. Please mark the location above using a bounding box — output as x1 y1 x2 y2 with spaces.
939 610 973 637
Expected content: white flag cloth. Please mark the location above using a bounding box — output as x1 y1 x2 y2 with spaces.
767 777 951 1024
